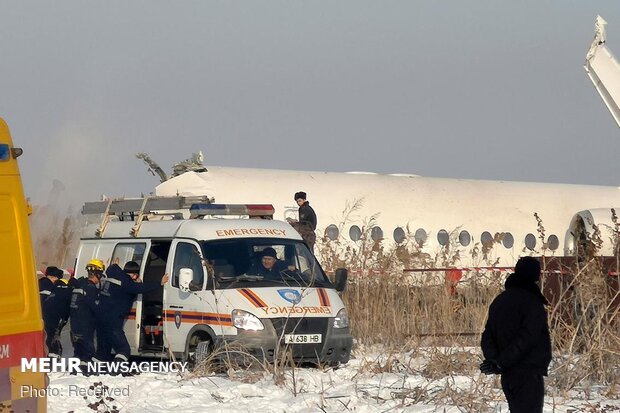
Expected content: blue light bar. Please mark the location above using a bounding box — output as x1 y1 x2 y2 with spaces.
0 144 10 161
189 203 274 218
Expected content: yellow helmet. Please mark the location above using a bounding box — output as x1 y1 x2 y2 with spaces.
86 258 105 273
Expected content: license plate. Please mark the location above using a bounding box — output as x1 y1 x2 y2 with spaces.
284 334 322 344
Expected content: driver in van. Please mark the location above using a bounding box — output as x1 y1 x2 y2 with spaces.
256 247 287 277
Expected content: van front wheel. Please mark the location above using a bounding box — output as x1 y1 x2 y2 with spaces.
184 333 212 368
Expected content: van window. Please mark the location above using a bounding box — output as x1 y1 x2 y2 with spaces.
201 238 330 289
172 242 204 289
111 243 147 268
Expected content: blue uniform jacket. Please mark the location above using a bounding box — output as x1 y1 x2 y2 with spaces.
99 264 161 319
69 277 101 328
39 277 72 325
53 280 73 322
38 277 55 310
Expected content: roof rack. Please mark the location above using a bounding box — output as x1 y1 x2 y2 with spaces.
82 195 213 237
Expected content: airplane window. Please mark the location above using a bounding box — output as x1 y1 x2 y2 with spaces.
503 233 514 248
349 225 362 241
481 231 493 246
525 233 536 250
414 228 427 245
371 226 383 241
459 230 471 246
325 224 339 241
393 227 406 244
437 229 449 246
548 235 559 251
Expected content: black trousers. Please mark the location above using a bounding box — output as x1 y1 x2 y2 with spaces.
501 370 544 413
71 319 96 362
44 317 63 356
96 315 130 361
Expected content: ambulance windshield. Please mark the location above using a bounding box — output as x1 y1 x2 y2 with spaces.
200 238 331 288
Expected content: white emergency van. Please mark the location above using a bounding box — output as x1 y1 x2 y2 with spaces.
75 197 352 365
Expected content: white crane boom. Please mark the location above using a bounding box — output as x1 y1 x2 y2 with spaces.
585 16 620 128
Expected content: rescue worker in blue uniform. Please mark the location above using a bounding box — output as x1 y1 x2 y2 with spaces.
52 271 74 356
70 259 104 371
39 266 58 306
96 261 169 365
38 266 69 357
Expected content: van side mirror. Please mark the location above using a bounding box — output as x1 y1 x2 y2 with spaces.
334 268 348 292
179 268 193 292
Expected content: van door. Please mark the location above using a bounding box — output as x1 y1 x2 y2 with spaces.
110 241 150 354
139 241 172 353
163 239 213 355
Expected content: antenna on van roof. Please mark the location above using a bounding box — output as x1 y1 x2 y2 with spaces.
82 195 214 237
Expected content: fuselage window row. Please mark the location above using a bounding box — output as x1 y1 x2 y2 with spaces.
325 224 560 252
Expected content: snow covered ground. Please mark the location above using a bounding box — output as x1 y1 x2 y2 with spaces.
46 346 620 413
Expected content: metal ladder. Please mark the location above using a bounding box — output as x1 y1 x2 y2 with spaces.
82 195 213 237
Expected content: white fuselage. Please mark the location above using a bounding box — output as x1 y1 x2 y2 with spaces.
155 166 620 268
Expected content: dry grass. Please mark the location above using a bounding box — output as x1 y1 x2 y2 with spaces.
30 201 620 395
317 213 620 394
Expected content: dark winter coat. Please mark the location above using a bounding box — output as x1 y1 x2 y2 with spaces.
256 260 288 277
481 273 552 375
98 264 160 319
38 277 55 309
39 277 72 325
69 277 101 329
298 201 317 231
69 277 102 362
53 280 73 322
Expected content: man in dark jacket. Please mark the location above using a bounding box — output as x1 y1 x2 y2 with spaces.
255 247 287 277
39 266 59 305
70 259 104 370
96 261 168 364
52 271 73 355
480 256 552 413
293 191 317 251
38 266 70 357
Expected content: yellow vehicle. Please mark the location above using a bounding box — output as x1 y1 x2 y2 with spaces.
0 118 46 412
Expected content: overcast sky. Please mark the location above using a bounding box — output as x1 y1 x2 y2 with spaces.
1 1 619 205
